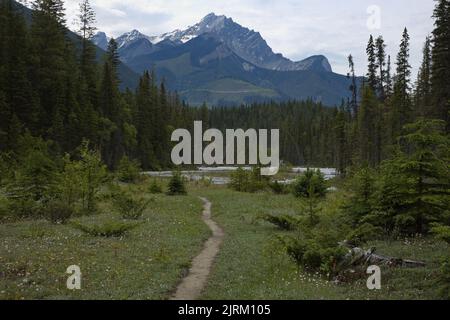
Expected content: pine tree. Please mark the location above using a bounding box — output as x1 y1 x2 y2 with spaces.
30 0 68 137
334 104 348 175
1 0 37 137
347 55 358 117
415 36 432 117
375 36 387 99
357 86 381 166
99 38 124 168
430 0 450 130
167 171 187 195
385 55 393 96
379 119 450 234
135 71 156 169
391 28 412 139
77 0 98 113
366 35 378 92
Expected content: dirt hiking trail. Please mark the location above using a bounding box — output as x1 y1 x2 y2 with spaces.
171 197 224 300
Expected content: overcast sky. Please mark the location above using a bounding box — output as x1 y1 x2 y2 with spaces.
63 0 436 76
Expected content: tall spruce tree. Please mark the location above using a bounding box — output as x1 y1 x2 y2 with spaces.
77 0 97 101
391 28 412 139
100 38 124 168
385 55 393 97
366 35 378 92
375 36 387 99
379 119 450 234
76 0 99 145
415 36 432 117
1 0 37 140
358 86 381 167
430 0 450 130
30 0 68 139
135 71 156 169
347 54 358 117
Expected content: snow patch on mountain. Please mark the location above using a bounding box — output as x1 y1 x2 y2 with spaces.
116 29 152 49
94 13 333 73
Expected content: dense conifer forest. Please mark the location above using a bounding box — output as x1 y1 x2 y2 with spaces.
0 0 449 301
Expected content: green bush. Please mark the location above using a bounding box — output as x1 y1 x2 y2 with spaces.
0 152 14 187
44 199 75 224
112 192 151 220
375 119 450 235
229 167 267 193
116 156 141 183
167 172 187 195
343 167 376 224
268 181 289 194
5 135 57 206
79 141 109 214
280 235 347 277
437 258 450 300
431 224 450 244
347 223 383 246
292 169 327 198
7 198 41 219
262 214 299 230
279 236 307 268
229 167 250 192
149 180 163 194
71 221 140 237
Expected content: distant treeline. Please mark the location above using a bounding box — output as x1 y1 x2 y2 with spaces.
1 0 449 174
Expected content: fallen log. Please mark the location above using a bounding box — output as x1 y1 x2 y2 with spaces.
338 241 426 269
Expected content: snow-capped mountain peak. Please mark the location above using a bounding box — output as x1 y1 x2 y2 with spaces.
93 13 332 73
116 29 151 49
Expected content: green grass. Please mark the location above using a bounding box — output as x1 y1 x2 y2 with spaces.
0 182 210 300
193 188 449 300
1 181 448 300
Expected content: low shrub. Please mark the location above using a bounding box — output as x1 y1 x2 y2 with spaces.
437 258 450 300
167 172 187 195
7 198 41 219
292 169 327 198
149 180 163 194
71 220 140 237
279 235 347 277
262 214 299 230
112 192 151 220
116 156 141 183
45 199 75 224
268 181 289 194
431 224 450 244
346 223 383 246
229 167 268 193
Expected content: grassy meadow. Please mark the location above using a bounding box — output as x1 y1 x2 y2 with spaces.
0 178 448 300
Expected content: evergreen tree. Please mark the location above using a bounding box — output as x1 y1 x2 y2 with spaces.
30 0 68 136
135 71 156 169
430 0 450 129
391 28 412 140
334 104 348 175
366 35 378 92
167 171 187 195
100 38 124 169
375 36 387 99
379 119 450 234
348 54 358 116
415 36 432 117
385 55 393 96
76 0 98 133
0 0 37 139
357 86 381 166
